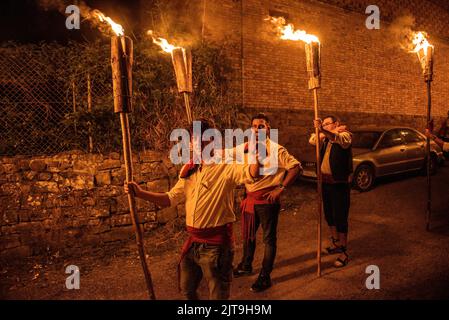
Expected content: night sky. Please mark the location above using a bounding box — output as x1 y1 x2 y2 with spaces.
0 0 142 43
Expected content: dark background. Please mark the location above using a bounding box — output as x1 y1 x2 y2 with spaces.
0 0 142 43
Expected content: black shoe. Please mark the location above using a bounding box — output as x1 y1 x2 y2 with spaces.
334 247 349 268
325 237 343 255
250 274 272 292
233 264 252 278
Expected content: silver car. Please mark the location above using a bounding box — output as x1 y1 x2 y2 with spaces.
300 127 444 191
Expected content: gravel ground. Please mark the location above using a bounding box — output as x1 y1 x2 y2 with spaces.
1 166 449 300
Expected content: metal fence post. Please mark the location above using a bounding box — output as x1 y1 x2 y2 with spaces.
87 73 93 153
72 79 77 135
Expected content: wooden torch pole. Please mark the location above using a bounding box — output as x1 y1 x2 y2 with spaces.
111 35 156 299
425 79 432 231
183 92 193 124
171 48 193 123
418 45 434 232
305 41 322 277
313 88 322 277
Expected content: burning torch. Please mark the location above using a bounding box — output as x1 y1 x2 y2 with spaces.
411 32 434 231
148 31 193 124
268 17 323 276
96 12 156 299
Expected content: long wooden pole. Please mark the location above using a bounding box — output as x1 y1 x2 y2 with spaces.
120 113 156 300
183 92 193 124
425 80 432 231
112 35 156 299
313 88 322 277
201 0 207 44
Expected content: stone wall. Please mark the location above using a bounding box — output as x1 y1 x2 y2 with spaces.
0 151 181 260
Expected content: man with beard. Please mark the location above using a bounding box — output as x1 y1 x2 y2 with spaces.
233 113 301 292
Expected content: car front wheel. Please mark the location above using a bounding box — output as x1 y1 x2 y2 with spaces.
353 164 375 192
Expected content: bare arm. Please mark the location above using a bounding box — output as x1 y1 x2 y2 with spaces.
282 165 301 187
429 133 449 152
425 129 444 148
125 182 170 208
321 127 337 141
309 133 326 146
434 137 445 149
263 165 300 203
249 161 261 179
138 190 170 208
313 119 351 149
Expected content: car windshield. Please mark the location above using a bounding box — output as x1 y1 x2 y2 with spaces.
352 131 381 149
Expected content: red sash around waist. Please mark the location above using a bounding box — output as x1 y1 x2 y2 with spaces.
240 186 278 244
180 223 234 261
177 223 234 292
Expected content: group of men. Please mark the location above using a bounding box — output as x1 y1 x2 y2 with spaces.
124 113 354 300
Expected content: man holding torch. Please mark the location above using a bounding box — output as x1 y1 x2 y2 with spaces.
309 116 353 268
233 113 301 293
267 16 327 276
409 31 434 230
133 33 261 299
125 119 262 300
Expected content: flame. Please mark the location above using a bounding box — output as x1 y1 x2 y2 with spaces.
410 31 433 55
94 10 124 36
267 16 319 44
147 30 180 53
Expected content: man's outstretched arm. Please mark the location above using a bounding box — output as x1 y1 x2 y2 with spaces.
125 181 171 208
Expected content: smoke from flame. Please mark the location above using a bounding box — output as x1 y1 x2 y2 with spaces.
38 0 124 36
147 30 181 53
389 15 433 55
266 16 319 44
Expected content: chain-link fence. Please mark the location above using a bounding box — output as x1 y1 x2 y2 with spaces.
66 69 113 153
0 40 240 157
0 43 112 156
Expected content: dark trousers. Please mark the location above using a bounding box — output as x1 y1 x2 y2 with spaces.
240 203 280 275
322 182 350 233
180 242 234 300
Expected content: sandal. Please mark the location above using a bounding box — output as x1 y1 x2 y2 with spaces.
325 237 344 255
334 247 349 268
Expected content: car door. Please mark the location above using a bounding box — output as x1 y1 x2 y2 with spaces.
373 129 408 176
400 128 426 170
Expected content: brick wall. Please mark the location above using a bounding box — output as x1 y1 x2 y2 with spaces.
0 151 181 259
200 0 449 157
314 0 449 39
